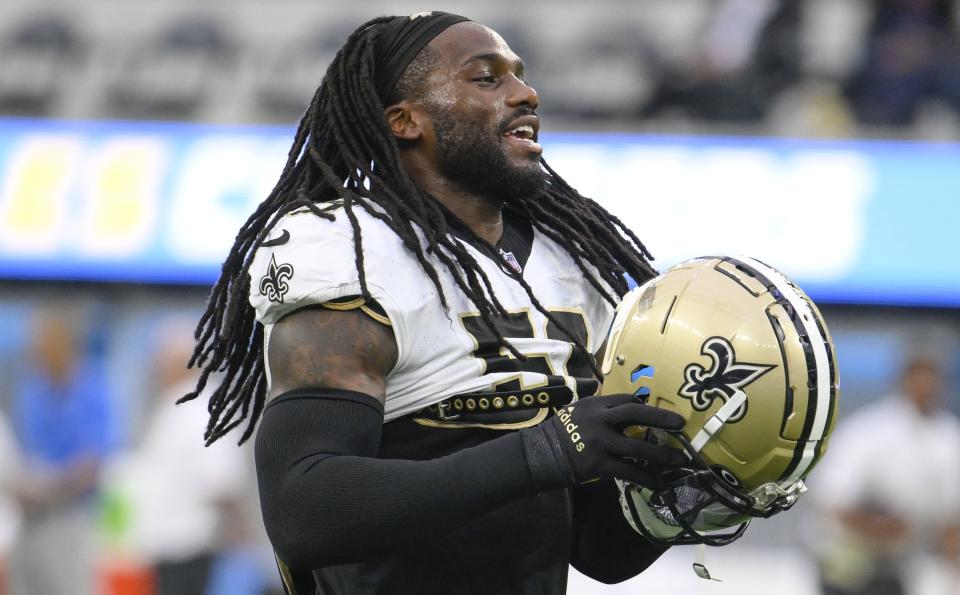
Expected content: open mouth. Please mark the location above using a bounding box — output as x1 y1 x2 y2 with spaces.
503 117 542 155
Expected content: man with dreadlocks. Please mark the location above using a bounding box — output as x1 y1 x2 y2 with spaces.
185 11 687 594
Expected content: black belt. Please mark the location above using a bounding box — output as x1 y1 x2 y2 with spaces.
417 385 575 422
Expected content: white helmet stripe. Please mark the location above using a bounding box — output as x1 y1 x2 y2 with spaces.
690 389 748 452
728 256 831 483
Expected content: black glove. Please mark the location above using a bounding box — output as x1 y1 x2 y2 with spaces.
520 394 686 490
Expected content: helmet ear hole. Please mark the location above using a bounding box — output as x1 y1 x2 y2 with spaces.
630 365 654 401
715 466 741 488
630 364 655 382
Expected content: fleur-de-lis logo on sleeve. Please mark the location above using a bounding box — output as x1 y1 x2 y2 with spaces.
259 254 294 304
678 337 776 422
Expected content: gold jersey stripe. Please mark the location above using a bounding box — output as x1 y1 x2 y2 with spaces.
360 304 392 327
411 407 548 431
320 297 393 327
275 554 298 595
321 297 366 310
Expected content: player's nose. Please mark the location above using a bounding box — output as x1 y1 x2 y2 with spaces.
505 75 539 110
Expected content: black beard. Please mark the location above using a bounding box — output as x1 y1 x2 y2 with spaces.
429 107 546 206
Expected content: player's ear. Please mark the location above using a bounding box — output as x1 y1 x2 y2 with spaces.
384 101 424 141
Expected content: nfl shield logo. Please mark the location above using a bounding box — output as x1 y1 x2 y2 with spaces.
500 249 523 274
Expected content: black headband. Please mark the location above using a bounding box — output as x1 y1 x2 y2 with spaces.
374 11 472 102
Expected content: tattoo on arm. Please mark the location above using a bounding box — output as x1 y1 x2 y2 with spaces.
267 306 398 403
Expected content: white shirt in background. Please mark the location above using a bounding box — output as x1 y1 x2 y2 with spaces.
109 378 248 563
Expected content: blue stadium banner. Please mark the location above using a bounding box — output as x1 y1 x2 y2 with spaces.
0 118 958 306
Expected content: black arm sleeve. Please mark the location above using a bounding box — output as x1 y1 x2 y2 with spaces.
570 478 669 584
255 389 552 570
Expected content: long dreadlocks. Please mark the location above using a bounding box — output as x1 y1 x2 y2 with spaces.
182 16 658 445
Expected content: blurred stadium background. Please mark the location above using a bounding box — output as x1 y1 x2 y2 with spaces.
0 0 959 594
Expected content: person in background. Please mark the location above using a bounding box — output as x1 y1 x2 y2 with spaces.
644 0 802 122
117 317 251 595
846 0 960 126
810 354 960 595
0 409 21 595
9 308 117 595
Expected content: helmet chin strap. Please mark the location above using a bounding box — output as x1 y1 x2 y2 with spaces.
690 390 747 452
693 543 721 581
687 389 747 581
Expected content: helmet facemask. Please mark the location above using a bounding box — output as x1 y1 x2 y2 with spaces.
618 428 807 546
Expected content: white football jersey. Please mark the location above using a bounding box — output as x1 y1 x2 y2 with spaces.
248 205 615 421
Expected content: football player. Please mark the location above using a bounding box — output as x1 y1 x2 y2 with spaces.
184 12 686 594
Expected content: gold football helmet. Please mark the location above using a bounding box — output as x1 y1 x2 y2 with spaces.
600 255 839 546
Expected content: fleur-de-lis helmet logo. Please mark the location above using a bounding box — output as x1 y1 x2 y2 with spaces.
678 336 776 423
259 254 294 304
